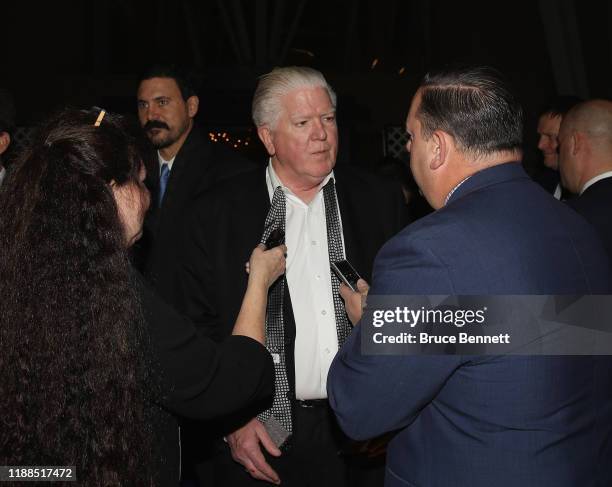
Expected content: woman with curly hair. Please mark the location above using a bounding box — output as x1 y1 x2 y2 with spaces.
0 108 282 485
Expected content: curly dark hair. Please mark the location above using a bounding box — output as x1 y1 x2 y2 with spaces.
0 108 157 485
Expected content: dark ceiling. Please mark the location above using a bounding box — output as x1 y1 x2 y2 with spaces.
1 0 610 163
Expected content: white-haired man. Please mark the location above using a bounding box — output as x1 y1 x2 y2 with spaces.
173 67 406 486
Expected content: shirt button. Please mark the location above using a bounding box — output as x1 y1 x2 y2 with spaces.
311 240 317 245
321 310 327 316
325 348 331 354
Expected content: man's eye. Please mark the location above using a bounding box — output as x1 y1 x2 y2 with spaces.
324 115 335 123
295 121 307 127
159 99 169 106
137 101 147 109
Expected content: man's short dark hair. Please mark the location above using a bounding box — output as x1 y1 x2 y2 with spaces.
539 95 583 118
138 64 197 100
417 66 523 158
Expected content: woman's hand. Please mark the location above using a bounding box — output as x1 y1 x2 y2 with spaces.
233 244 286 343
246 244 287 289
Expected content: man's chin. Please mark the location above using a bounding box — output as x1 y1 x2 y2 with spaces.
310 152 336 168
310 160 335 178
147 135 172 150
543 157 559 170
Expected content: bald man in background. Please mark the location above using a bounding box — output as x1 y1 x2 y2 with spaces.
558 99 612 258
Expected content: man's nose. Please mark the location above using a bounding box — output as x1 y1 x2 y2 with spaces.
145 104 160 121
311 120 327 140
537 136 547 151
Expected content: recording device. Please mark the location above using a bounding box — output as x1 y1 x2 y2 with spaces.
265 228 285 249
330 259 362 292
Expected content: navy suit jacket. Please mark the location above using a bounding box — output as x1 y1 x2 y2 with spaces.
328 163 612 487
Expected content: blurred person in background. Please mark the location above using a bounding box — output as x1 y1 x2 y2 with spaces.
0 88 16 186
533 94 582 199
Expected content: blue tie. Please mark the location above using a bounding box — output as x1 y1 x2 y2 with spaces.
159 163 170 207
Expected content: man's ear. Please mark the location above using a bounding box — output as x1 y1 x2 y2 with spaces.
257 126 276 156
0 132 10 156
187 95 199 118
571 131 581 156
429 130 448 170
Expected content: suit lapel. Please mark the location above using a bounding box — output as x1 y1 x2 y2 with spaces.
334 171 368 275
252 168 272 237
158 129 214 226
229 168 272 267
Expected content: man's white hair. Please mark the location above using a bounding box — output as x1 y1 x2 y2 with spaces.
252 66 337 128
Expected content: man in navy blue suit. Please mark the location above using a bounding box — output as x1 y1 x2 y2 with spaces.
328 67 612 487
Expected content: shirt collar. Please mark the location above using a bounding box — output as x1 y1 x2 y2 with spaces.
444 176 471 206
266 158 334 202
580 171 612 195
157 152 176 173
444 162 526 206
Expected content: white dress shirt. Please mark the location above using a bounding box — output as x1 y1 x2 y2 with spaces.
445 176 471 205
265 162 345 400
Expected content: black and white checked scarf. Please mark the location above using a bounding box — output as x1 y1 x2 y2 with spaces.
322 179 353 347
257 179 352 436
257 187 291 432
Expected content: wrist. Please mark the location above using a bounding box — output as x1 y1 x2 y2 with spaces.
248 271 269 289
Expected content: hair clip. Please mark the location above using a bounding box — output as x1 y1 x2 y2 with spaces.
94 109 106 127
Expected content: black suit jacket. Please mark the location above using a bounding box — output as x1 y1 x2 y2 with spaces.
172 165 406 334
135 270 274 485
133 126 256 283
532 166 575 200
169 165 407 428
533 166 561 194
567 175 612 259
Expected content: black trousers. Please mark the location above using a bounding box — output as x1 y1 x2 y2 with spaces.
213 401 349 487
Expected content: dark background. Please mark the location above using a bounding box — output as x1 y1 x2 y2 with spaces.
2 0 611 170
